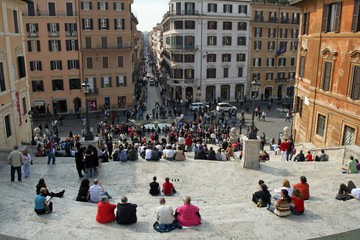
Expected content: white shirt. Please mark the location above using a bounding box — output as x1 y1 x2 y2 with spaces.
23 154 31 166
274 186 293 197
351 188 360 200
164 149 175 158
156 205 174 224
220 152 227 161
145 149 152 160
89 185 103 203
178 137 185 145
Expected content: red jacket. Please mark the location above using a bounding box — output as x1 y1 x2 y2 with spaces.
185 137 193 146
280 142 289 151
96 202 116 223
163 181 174 195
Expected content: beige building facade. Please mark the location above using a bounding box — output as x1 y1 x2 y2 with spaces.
249 1 300 100
0 0 32 150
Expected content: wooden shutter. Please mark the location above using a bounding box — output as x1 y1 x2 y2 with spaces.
114 2 116 10
66 40 70 51
106 2 108 10
121 3 124 10
106 19 109 30
65 23 68 31
101 77 104 88
48 40 52 51
37 40 40 51
322 4 329 32
27 41 32 52
26 23 29 32
98 2 100 10
67 60 70 69
260 28 262 37
208 3 211 12
59 61 62 70
109 77 112 87
215 4 217 12
56 23 60 31
90 19 93 30
352 0 360 32
39 62 42 71
47 23 50 31
30 62 34 71
122 19 125 29
58 40 61 51
82 19 85 30
334 2 342 33
81 2 84 10
89 2 92 10
98 19 101 30
114 19 117 30
35 24 39 32
75 40 78 50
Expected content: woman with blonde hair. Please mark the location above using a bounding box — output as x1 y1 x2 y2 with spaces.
291 188 305 215
273 179 293 200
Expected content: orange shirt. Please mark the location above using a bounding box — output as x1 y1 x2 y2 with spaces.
293 182 310 200
306 154 312 161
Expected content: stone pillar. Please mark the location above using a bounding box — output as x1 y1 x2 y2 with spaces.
241 136 260 169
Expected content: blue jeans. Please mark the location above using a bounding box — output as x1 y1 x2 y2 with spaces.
287 150 293 161
24 165 30 177
267 204 275 213
290 205 303 215
47 153 56 164
87 167 94 178
101 191 111 199
273 195 280 201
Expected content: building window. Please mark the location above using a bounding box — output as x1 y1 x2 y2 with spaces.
65 40 78 51
302 12 310 35
290 41 298 51
173 69 183 79
322 2 342 33
69 78 81 89
278 58 286 66
0 62 5 91
343 125 355 145
174 21 183 29
268 28 276 38
222 54 231 62
269 11 277 22
184 54 195 62
85 37 91 49
48 23 59 37
253 58 261 67
277 72 286 80
48 40 61 52
117 37 123 47
118 56 124 67
254 40 261 50
255 10 263 22
238 67 243 77
115 19 125 30
223 4 232 13
81 1 92 10
98 2 108 10
253 73 260 81
281 12 289 23
352 0 360 32
223 68 229 78
266 72 274 80
17 56 26 78
268 41 275 50
101 37 107 48
322 61 332 91
299 56 305 78
184 2 195 15
291 29 299 38
99 18 109 30
67 60 79 70
207 36 217 46
52 79 64 91
207 68 216 78
48 2 56 16
207 54 216 62
27 40 40 52
30 61 42 71
289 72 296 80
173 54 183 62
66 2 73 16
222 36 232 46
86 57 93 69
316 114 326 137
83 18 93 30
292 13 300 24
114 2 124 10
208 3 217 12
32 80 44 92
5 115 12 138
102 57 109 68
185 21 195 29
237 37 246 46
238 5 247 14
101 77 112 88
65 23 77 36
223 22 232 30
27 2 35 16
290 57 295 66
254 27 262 37
349 65 360 100
238 22 247 30
208 21 217 30
26 23 39 37
280 28 288 38
185 69 194 79
237 53 246 62
116 76 127 86
267 58 275 67
118 96 127 108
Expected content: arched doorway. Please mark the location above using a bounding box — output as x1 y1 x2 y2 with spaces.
206 86 215 102
73 97 81 113
185 87 193 101
264 87 272 100
235 84 244 100
175 86 182 100
221 85 230 101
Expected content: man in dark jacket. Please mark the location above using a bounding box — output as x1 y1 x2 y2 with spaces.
116 196 137 224
206 147 217 160
195 146 207 160
127 145 138 161
151 147 161 160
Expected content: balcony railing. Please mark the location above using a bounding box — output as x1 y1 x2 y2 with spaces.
22 11 78 17
91 43 134 50
27 32 38 37
49 32 59 37
275 78 288 83
66 32 77 37
268 18 278 23
88 88 98 94
170 78 196 84
254 17 264 22
165 45 199 51
164 10 199 18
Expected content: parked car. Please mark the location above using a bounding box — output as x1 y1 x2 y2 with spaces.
216 103 237 112
189 102 209 111
149 79 155 86
146 72 151 78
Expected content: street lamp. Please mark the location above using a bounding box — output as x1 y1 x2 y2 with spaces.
248 79 260 140
82 79 94 141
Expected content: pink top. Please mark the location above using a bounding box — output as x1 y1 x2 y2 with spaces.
176 204 201 227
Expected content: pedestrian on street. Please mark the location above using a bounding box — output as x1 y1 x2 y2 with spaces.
8 146 24 182
285 112 291 122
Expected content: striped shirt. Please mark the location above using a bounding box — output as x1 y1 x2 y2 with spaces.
274 198 291 217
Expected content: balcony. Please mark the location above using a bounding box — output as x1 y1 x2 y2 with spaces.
268 18 278 23
165 45 199 51
170 79 196 85
27 32 38 37
22 11 78 17
66 31 77 37
163 10 199 18
254 17 264 22
275 78 288 83
89 43 134 50
49 32 59 37
280 18 290 24
88 88 98 94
